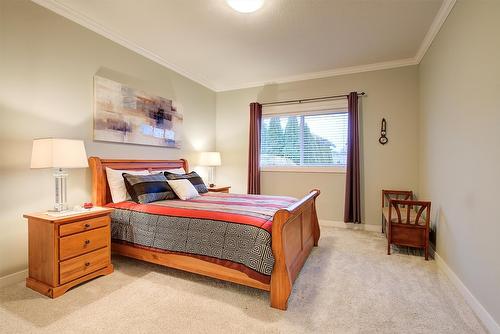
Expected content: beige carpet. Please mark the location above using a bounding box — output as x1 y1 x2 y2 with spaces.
0 227 486 333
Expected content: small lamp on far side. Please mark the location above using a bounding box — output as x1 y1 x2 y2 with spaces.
199 151 221 188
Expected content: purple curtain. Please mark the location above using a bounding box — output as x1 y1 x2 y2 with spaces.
344 92 361 223
247 102 262 194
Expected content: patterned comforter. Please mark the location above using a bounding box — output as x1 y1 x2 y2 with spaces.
106 193 297 282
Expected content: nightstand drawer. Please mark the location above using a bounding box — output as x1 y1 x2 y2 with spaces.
59 247 109 284
59 215 110 237
59 227 109 260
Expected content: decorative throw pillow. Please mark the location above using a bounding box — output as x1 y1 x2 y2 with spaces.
167 179 200 200
122 173 176 204
150 168 186 175
164 171 208 194
105 167 149 203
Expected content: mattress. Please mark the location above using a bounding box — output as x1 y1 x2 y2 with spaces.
106 192 297 282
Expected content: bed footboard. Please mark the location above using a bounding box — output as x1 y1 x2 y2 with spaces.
270 189 320 310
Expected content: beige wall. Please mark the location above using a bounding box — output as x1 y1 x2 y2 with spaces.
0 0 216 277
418 0 500 326
216 66 420 224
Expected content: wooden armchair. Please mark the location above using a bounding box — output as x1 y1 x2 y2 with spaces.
381 190 431 260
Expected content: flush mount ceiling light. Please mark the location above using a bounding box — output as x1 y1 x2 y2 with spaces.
226 0 264 13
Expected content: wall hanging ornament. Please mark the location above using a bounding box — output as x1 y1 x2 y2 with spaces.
379 118 388 145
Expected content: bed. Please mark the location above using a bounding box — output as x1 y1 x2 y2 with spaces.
89 157 320 310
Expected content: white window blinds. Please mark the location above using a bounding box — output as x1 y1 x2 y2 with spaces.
260 100 348 169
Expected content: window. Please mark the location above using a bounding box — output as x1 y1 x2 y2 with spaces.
260 108 348 172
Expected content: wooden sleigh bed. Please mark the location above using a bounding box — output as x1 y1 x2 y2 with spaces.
89 157 320 310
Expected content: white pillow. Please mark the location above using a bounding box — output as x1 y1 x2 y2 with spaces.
105 167 149 203
150 168 186 175
167 179 200 200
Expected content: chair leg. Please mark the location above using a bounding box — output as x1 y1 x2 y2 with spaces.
386 223 391 255
425 227 429 260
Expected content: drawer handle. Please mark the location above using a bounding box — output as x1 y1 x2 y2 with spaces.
84 240 91 245
85 262 90 267
84 223 91 228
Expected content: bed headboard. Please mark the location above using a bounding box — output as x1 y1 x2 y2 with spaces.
88 157 189 206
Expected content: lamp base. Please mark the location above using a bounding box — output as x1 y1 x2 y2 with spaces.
207 166 216 189
53 168 68 212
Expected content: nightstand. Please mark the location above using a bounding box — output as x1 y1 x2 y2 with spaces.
23 208 114 298
208 185 231 193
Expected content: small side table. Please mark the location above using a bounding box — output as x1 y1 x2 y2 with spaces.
207 185 231 193
23 208 114 298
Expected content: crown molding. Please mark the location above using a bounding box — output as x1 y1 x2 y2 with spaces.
31 0 456 93
415 0 456 63
217 0 456 92
216 57 418 92
31 0 218 91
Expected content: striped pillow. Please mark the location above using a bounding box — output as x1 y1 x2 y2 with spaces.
164 171 208 194
122 173 176 204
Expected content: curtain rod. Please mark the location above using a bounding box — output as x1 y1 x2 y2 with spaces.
260 92 365 107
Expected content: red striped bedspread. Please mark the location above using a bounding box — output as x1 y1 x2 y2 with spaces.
105 192 298 281
107 192 297 233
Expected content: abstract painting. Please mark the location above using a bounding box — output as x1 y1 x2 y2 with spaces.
93 76 183 148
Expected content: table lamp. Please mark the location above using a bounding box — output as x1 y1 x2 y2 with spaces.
30 138 89 212
199 151 221 187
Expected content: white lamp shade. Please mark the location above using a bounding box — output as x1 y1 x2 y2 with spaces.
199 151 221 167
31 138 89 169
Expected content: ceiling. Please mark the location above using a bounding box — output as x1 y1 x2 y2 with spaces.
33 0 454 91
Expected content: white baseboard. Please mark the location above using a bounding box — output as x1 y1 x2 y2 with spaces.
0 269 28 288
319 220 381 232
435 252 500 334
